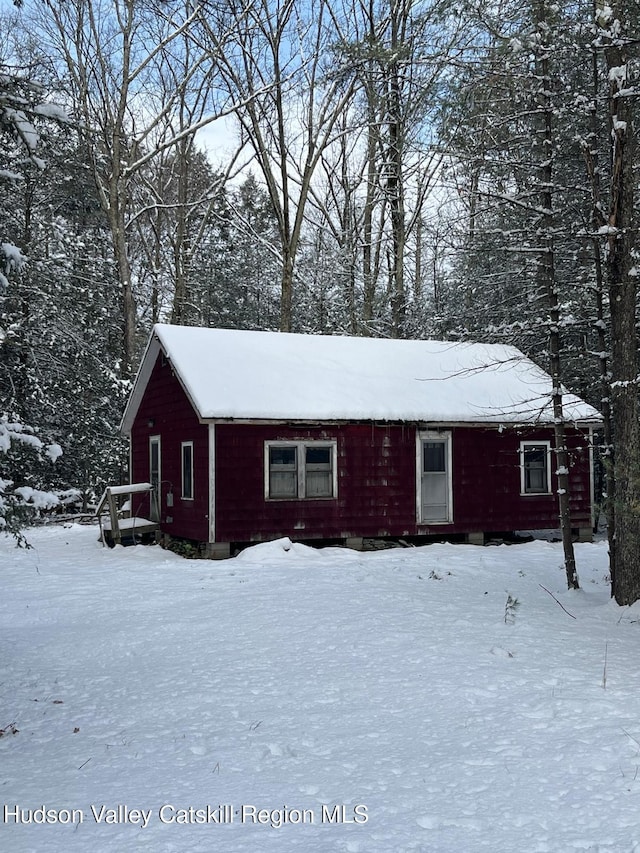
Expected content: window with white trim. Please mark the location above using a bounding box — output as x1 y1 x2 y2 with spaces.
520 441 551 494
181 441 194 500
265 441 337 500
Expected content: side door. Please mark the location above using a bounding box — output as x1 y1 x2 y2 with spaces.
418 431 452 524
149 435 161 522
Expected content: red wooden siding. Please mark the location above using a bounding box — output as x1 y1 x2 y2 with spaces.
129 356 594 546
130 355 209 541
215 424 419 542
447 426 592 533
214 423 593 544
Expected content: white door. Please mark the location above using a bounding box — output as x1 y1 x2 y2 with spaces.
419 432 452 523
149 435 161 522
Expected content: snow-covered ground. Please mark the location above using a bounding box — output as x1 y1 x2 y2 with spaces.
2 525 640 853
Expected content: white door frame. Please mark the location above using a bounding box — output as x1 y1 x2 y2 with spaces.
416 430 453 525
149 434 161 522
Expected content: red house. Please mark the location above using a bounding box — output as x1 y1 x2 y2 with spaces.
121 325 601 557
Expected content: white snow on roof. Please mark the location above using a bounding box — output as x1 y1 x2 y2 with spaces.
125 324 601 428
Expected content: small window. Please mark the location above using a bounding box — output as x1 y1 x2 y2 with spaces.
266 441 336 500
181 441 194 500
520 441 551 494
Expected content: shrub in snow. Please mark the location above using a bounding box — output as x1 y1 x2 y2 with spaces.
0 483 33 546
504 593 520 625
0 242 27 293
0 415 66 544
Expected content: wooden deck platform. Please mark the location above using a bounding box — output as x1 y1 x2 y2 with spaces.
96 483 160 547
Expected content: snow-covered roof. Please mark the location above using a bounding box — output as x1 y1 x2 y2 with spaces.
121 324 601 432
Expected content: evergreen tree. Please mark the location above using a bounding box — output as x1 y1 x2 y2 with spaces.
190 174 281 330
0 34 78 534
439 1 606 397
1 124 128 514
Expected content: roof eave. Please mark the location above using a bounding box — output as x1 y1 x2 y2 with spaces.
198 415 602 427
121 327 210 435
120 334 162 436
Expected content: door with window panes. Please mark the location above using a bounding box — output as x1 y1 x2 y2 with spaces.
420 432 452 523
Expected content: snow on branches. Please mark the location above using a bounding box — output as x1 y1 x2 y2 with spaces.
0 416 65 543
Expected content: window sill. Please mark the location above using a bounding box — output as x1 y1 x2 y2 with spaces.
265 496 337 502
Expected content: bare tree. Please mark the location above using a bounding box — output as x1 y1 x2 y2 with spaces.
204 0 357 332
284 0 462 338
34 0 231 372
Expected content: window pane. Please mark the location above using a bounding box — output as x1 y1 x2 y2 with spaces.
524 446 548 493
305 445 333 497
306 472 332 497
269 446 297 498
150 440 160 485
526 468 545 492
182 443 193 499
424 442 445 473
421 472 449 521
270 446 296 467
270 471 297 497
306 446 331 465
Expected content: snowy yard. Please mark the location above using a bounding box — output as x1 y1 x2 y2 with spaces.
1 525 640 853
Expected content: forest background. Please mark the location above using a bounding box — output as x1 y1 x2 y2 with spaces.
1 0 639 602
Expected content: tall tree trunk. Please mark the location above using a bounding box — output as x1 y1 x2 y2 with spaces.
339 141 357 334
535 0 577 588
362 77 379 331
414 214 422 301
387 0 406 338
107 195 136 376
280 251 294 333
581 29 615 586
601 3 640 604
171 137 191 326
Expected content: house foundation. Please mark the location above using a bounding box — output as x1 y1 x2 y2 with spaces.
204 542 232 560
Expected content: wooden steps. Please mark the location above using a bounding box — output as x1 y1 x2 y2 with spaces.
96 483 159 547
